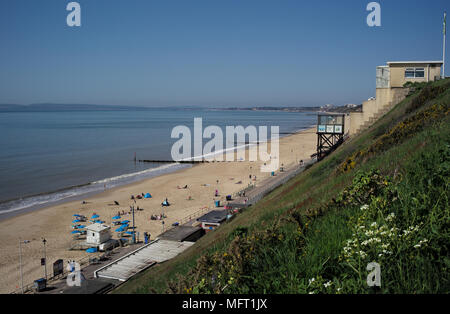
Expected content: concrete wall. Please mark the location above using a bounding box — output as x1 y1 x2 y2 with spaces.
349 112 365 135
349 87 410 135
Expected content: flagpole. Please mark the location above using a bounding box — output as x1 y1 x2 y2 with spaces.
444 12 447 79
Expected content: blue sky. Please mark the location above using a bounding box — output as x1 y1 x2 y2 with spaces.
0 0 448 107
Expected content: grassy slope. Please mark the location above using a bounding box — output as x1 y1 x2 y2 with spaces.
114 79 450 294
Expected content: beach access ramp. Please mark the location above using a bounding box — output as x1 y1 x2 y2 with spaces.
94 239 194 282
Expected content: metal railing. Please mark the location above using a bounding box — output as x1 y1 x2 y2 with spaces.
10 251 102 294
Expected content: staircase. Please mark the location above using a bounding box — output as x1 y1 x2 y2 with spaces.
355 88 410 134
355 102 393 133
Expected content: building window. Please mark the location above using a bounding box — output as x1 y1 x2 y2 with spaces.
405 67 425 78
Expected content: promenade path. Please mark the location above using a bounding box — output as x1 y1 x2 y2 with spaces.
228 158 315 209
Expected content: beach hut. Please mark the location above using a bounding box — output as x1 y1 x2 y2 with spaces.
197 210 228 232
86 223 111 246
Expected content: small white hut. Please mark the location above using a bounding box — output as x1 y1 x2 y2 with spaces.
86 223 111 245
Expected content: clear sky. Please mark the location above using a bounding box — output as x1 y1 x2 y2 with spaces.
0 0 448 107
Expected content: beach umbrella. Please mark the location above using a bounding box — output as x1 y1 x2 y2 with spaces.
112 215 121 220
86 248 97 253
73 214 81 217
94 220 105 224
121 220 130 224
91 214 99 219
72 219 81 223
76 225 85 229
124 231 135 235
145 193 152 198
71 230 81 234
115 227 125 232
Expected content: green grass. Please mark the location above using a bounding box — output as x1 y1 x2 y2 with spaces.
114 79 450 294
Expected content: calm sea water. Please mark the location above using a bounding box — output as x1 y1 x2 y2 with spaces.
0 108 316 217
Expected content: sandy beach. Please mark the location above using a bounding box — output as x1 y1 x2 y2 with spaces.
0 127 316 293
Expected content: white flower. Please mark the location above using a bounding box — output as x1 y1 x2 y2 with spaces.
386 213 396 222
308 278 315 286
360 205 369 211
324 281 332 288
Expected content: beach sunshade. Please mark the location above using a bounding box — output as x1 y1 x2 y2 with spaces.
145 193 152 198
124 231 135 235
121 220 130 224
71 230 81 234
76 225 85 229
112 215 121 220
73 214 81 217
86 248 97 253
94 220 104 224
72 219 81 223
91 214 99 219
115 227 125 232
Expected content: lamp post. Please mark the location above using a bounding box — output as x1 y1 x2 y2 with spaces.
131 205 136 244
162 204 165 233
19 239 30 294
42 238 47 280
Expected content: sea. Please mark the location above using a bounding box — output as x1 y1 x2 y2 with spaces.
0 108 316 218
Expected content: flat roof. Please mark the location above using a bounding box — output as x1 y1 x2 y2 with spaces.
86 223 110 232
197 210 228 224
159 225 203 242
387 61 443 65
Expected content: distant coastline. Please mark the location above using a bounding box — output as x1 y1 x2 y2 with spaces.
0 103 362 113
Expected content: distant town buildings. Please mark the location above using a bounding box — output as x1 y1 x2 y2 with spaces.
320 104 334 110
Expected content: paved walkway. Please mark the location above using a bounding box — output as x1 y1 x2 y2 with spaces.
228 159 315 208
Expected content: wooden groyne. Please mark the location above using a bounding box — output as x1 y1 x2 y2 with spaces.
138 159 209 164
